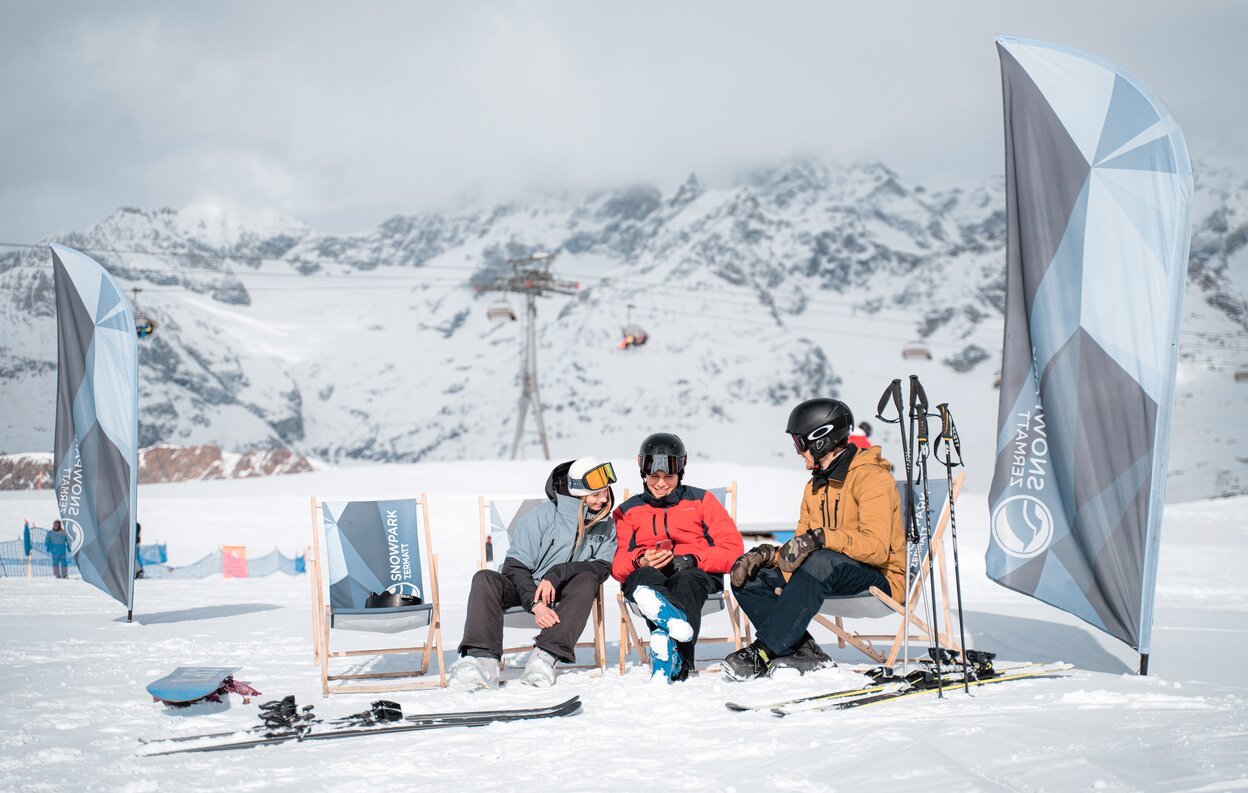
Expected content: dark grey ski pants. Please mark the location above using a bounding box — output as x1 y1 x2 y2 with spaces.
732 549 888 656
457 568 600 664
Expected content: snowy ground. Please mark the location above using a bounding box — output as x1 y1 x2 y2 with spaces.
2 461 1246 792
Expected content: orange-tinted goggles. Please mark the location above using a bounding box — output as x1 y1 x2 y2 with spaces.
569 461 617 492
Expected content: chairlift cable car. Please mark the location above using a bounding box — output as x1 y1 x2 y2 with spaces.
132 288 156 339
901 342 931 361
619 303 649 350
487 300 517 322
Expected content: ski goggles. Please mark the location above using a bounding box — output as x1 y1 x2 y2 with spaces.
567 461 617 492
639 453 685 477
791 422 839 453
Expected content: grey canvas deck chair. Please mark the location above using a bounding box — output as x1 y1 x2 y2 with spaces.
478 497 607 670
310 495 446 695
809 472 966 666
617 482 746 674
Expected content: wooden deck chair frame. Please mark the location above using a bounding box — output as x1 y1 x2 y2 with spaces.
616 481 746 674
809 472 966 666
309 494 447 696
476 496 607 671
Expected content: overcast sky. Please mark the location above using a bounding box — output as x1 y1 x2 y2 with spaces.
2 1 1244 241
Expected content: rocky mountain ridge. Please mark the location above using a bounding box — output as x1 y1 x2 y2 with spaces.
1 157 1244 500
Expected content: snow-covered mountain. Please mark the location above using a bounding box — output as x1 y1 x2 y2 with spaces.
1 158 1244 500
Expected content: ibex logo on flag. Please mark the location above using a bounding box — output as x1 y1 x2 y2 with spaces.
991 495 1053 558
63 518 85 555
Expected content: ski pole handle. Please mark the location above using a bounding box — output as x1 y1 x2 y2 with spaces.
938 403 952 442
910 375 929 445
877 379 903 423
909 374 928 411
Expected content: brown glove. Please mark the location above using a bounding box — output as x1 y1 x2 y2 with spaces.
777 531 825 574
730 544 777 588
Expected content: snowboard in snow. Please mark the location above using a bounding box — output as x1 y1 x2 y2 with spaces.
146 667 258 707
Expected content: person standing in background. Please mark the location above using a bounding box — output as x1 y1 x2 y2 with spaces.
45 520 70 578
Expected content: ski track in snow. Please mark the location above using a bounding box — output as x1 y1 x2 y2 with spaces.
1 464 1247 791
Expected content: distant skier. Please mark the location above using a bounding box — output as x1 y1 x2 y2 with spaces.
451 457 618 690
848 420 872 450
723 398 905 680
612 433 744 682
45 520 70 579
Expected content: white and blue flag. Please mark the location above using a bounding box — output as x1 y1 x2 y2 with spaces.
52 244 140 613
987 37 1193 657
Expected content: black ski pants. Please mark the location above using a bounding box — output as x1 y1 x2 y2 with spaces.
457 568 601 664
732 549 888 656
622 566 722 669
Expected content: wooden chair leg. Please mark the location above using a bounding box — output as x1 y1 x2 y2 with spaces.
813 614 885 664
593 589 607 671
618 593 629 675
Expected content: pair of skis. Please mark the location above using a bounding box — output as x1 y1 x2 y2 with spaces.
725 661 1073 716
139 696 582 756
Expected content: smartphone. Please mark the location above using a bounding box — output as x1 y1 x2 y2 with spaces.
654 539 673 552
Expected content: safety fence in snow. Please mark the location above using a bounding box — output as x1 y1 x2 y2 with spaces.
1 525 303 579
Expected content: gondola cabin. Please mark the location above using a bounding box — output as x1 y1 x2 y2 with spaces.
1235 368 1248 383
619 326 648 350
901 345 932 361
487 302 517 322
135 316 157 339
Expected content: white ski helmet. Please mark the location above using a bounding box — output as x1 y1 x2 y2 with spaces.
565 457 618 497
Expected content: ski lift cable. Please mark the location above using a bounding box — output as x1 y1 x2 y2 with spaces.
5 242 1247 341
6 240 1247 325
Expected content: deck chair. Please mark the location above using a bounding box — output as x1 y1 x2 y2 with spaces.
476 497 607 671
617 482 746 674
809 472 966 666
309 495 446 695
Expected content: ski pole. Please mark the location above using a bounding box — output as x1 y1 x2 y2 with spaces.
876 378 915 673
910 375 943 698
936 403 970 693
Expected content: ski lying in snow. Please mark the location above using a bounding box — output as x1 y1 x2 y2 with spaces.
772 663 1074 716
725 660 1049 713
140 696 582 755
139 695 562 746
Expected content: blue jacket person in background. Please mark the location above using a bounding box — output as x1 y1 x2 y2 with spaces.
45 520 70 579
452 457 618 690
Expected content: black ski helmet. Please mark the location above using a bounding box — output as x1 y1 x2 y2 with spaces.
786 398 854 460
638 432 687 478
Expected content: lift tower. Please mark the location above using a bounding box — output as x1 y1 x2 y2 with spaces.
476 252 579 459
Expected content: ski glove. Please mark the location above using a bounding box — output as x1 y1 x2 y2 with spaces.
777 531 824 574
730 544 776 588
667 554 699 573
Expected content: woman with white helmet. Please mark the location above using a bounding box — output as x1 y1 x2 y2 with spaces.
452 456 618 689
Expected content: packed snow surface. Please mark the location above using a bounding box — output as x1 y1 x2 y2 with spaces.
2 460 1246 791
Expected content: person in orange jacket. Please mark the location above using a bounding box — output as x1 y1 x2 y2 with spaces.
723 398 905 680
612 432 743 682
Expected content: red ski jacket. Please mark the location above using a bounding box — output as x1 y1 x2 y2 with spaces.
610 485 744 583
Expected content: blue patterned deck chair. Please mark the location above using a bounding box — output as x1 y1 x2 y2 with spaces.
808 472 966 665
616 482 746 674
478 497 607 670
310 495 446 695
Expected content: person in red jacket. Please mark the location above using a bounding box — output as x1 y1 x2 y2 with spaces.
612 432 744 682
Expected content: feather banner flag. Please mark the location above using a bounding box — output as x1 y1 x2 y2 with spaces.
52 244 139 616
986 37 1193 664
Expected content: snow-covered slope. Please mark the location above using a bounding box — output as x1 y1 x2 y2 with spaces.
1 158 1244 499
0 462 1245 790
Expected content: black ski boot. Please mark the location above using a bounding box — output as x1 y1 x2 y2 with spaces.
722 641 775 681
771 634 836 674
